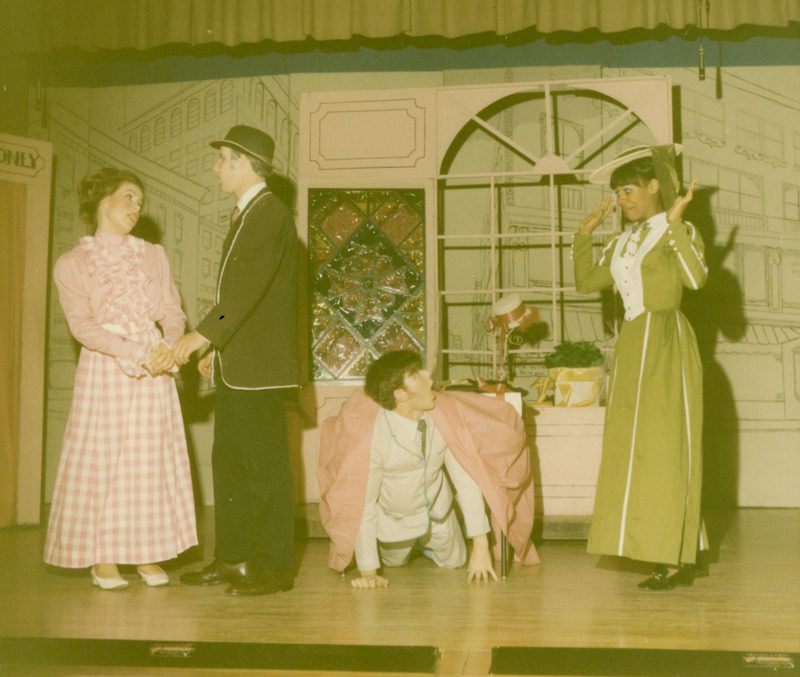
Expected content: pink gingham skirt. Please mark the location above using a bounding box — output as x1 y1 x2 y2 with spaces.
44 348 198 568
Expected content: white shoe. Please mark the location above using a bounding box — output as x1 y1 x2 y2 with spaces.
91 566 129 590
137 565 170 587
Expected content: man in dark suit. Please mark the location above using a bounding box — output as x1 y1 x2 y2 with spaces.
173 125 299 596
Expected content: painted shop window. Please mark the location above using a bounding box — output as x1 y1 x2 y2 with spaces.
187 98 200 130
783 185 800 226
794 131 800 172
309 188 425 380
204 90 217 121
265 100 277 136
170 108 182 137
220 81 234 113
762 121 785 166
154 117 166 146
140 125 151 152
682 89 725 148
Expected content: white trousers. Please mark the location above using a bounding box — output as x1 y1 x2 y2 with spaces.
378 509 467 569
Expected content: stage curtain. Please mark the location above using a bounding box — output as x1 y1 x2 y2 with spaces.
2 0 799 54
0 180 26 527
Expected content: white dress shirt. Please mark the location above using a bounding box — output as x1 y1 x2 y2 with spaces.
236 181 267 213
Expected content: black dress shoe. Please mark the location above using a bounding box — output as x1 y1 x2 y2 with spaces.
668 563 709 587
180 559 249 586
225 569 294 597
637 564 674 590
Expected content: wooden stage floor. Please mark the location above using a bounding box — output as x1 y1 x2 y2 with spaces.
1 508 798 676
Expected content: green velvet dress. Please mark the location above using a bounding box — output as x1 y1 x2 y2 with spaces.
573 212 708 566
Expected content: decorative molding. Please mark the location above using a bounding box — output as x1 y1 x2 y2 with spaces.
734 144 788 169
684 130 725 148
308 99 426 170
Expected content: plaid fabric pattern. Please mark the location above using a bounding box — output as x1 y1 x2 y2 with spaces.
45 348 197 567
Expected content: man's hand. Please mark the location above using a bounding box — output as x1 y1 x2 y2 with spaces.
172 331 210 366
351 570 389 589
198 351 214 378
143 343 176 377
467 533 498 584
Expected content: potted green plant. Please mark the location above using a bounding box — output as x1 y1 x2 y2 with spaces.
543 341 604 369
540 341 606 407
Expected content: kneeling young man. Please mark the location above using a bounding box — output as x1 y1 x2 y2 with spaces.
318 351 539 588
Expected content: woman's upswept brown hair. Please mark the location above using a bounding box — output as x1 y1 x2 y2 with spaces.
78 167 144 226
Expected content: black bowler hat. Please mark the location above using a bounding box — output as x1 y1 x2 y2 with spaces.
210 125 274 167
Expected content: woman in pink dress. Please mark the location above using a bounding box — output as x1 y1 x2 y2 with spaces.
44 168 197 590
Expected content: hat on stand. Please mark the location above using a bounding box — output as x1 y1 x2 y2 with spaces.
489 294 539 333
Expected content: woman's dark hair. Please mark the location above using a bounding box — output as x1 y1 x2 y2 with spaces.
78 168 144 226
609 157 656 190
364 350 423 410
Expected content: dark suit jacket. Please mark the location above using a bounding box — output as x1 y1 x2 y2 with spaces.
197 188 299 389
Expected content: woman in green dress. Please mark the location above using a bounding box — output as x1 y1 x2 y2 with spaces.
573 146 708 590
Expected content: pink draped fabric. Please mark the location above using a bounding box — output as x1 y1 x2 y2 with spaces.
318 389 539 572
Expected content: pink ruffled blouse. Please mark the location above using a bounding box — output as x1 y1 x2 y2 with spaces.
54 231 185 377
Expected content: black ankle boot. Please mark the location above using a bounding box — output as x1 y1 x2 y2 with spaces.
669 563 695 587
638 564 673 590
668 562 709 587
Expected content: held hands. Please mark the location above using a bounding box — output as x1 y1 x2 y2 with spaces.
142 343 176 377
140 334 214 377
198 351 215 378
467 533 498 584
666 178 697 223
351 570 389 590
172 331 210 366
578 196 615 235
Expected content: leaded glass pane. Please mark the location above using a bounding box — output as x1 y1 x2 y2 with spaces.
310 188 425 380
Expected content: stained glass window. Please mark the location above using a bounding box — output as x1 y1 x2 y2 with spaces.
309 188 425 380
